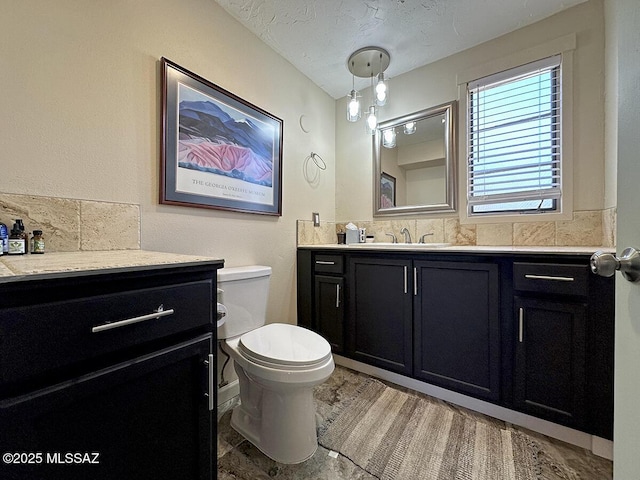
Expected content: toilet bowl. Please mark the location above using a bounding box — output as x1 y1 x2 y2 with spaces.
217 266 335 464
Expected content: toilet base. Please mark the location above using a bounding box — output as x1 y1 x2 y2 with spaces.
230 410 317 464
230 367 322 464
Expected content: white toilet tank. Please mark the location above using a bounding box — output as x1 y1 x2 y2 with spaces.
217 265 271 339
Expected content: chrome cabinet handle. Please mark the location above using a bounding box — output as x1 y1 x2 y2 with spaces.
204 354 214 411
336 284 341 308
413 267 418 296
518 307 524 343
315 260 335 265
91 306 175 333
404 266 408 294
524 274 574 282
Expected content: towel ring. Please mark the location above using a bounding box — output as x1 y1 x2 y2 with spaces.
307 152 326 170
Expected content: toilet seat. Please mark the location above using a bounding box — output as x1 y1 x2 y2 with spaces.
238 323 332 371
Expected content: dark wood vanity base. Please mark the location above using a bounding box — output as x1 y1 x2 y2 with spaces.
297 246 614 440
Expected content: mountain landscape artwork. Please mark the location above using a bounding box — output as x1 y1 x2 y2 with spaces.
160 57 282 215
177 96 275 188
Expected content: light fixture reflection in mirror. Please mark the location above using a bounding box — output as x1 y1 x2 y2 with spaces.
382 128 396 148
373 100 457 216
404 121 416 135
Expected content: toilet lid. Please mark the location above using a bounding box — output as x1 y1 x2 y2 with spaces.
239 323 332 369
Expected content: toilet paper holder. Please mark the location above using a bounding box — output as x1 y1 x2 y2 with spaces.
216 302 227 328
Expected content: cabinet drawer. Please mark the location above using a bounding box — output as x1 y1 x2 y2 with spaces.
513 263 588 296
314 254 344 274
0 280 212 387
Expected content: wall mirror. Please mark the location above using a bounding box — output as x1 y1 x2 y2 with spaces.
374 100 457 216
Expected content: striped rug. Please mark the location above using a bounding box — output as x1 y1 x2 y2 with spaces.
318 379 540 480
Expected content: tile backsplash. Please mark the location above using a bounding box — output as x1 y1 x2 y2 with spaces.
0 192 140 252
2 192 613 253
297 208 616 248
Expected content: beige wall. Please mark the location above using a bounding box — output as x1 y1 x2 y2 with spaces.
0 0 612 323
0 0 336 326
336 0 606 223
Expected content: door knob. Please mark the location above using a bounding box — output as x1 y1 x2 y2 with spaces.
590 247 640 282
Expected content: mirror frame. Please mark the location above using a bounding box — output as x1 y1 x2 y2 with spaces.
373 100 457 216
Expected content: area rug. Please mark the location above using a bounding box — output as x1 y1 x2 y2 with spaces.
318 378 541 480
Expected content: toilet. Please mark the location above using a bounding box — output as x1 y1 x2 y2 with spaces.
217 265 334 464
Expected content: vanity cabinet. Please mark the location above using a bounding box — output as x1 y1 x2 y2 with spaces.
0 258 222 480
511 262 614 438
297 250 346 353
297 246 614 440
414 260 500 401
314 254 345 353
513 296 587 427
348 257 413 375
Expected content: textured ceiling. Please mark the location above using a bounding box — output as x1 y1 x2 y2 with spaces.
214 0 587 99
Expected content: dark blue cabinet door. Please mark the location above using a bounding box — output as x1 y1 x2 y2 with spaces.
315 275 345 353
513 296 587 429
414 261 500 401
0 335 213 480
348 257 413 376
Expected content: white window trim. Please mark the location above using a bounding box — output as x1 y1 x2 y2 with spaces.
457 34 575 225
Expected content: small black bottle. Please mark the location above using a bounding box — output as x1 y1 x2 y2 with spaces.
8 222 26 255
15 219 29 249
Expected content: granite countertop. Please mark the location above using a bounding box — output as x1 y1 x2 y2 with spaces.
298 244 614 255
0 250 224 283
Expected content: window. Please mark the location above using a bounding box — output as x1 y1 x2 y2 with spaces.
467 55 561 215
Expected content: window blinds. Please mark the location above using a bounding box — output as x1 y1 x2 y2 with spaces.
467 55 562 214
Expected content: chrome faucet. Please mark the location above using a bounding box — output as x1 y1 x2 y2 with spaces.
400 227 412 244
419 233 435 244
385 232 397 243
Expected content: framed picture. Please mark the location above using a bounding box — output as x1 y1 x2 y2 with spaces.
380 172 396 208
160 58 283 215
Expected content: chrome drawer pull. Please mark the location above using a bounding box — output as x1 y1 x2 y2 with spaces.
204 354 215 411
518 308 524 343
91 306 175 333
315 260 336 265
524 274 574 282
404 266 408 294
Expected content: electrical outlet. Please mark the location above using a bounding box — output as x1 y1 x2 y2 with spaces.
312 212 320 226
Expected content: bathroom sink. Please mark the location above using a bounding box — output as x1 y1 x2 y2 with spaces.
349 242 452 248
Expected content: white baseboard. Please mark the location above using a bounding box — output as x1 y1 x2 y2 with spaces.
334 355 613 461
217 379 239 407
592 435 614 460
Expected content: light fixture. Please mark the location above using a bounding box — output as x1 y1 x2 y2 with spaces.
403 121 416 135
346 47 390 131
382 128 396 148
365 74 378 134
365 106 377 135
375 73 388 106
346 75 361 122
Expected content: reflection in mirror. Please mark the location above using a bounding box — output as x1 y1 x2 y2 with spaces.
374 101 457 216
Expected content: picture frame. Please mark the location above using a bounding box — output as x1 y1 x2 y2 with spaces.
160 58 283 215
380 172 396 208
